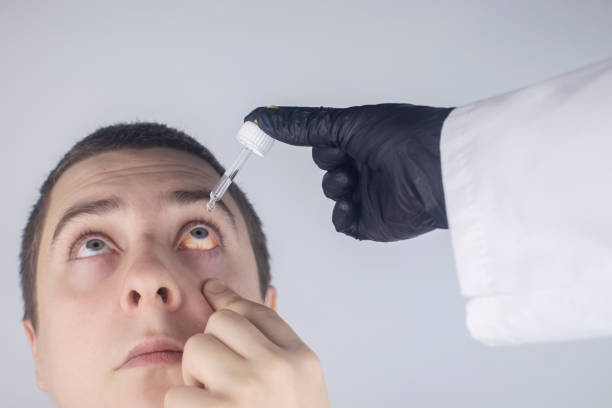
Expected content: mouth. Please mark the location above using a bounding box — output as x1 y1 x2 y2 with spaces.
119 337 184 370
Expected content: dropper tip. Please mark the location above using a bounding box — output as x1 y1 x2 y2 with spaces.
206 200 216 213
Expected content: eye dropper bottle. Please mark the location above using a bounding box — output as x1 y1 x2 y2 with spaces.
206 121 274 212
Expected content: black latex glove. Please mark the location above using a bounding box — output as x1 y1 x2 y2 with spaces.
244 104 454 242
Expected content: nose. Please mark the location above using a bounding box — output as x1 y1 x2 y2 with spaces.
120 249 183 313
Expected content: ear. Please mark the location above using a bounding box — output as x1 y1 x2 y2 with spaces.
23 319 47 392
264 285 277 311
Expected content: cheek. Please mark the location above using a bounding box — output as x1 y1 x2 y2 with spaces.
37 294 112 401
178 248 229 279
178 248 260 299
41 256 116 343
43 284 114 356
216 249 262 302
40 259 117 369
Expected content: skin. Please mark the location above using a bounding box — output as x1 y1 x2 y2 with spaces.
22 148 329 408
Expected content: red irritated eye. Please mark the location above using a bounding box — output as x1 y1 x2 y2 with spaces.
179 226 218 251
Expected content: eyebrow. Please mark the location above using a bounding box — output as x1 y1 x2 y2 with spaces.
167 189 235 225
51 189 235 245
52 198 121 243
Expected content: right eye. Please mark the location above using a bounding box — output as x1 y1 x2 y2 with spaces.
75 237 111 259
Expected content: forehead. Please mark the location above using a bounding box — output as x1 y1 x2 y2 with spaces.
42 147 245 242
54 148 219 196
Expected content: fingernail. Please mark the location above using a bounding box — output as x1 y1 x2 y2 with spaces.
206 279 227 294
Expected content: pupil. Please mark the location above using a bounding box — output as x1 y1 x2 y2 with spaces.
191 227 208 239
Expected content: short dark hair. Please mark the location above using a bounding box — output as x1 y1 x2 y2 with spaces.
20 122 271 331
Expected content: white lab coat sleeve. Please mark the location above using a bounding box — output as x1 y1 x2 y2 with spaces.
440 58 612 346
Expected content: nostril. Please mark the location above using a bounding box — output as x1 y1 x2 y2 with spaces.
157 287 168 303
132 291 141 304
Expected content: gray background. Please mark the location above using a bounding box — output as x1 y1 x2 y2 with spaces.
2 0 611 406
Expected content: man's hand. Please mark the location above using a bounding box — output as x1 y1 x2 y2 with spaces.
164 279 330 408
245 104 454 242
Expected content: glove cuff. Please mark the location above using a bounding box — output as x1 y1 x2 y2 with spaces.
421 106 455 229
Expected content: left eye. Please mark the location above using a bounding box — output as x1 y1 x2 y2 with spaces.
75 238 111 259
180 225 218 251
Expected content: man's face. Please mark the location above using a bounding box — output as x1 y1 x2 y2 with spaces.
23 148 276 408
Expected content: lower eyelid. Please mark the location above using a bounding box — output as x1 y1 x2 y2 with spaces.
179 245 222 260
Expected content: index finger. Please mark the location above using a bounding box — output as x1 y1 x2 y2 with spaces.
244 105 338 147
203 279 304 351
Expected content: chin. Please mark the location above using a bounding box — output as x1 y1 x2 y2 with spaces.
125 387 170 408
110 365 184 408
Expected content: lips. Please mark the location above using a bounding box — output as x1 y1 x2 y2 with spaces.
119 337 184 370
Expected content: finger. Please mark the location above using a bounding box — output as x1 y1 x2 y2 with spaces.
332 199 360 239
182 333 245 391
312 146 350 170
322 167 357 200
244 105 339 147
165 386 228 408
204 309 280 360
203 279 303 350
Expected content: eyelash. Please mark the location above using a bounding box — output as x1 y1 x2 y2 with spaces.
176 218 224 249
68 229 112 260
67 218 224 260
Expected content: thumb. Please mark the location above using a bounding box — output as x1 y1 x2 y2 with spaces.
244 105 339 147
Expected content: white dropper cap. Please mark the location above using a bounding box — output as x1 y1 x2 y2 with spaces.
236 121 275 157
206 121 275 212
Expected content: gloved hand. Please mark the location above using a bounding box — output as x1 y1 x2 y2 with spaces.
244 104 454 242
